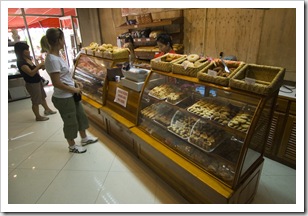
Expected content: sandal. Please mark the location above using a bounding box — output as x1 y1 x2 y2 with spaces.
36 116 49 121
44 110 57 115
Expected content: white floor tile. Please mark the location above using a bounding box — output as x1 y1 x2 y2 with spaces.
96 172 156 204
8 140 43 169
262 158 296 176
10 122 61 142
16 141 73 170
8 168 59 204
8 122 35 139
260 175 296 204
63 142 116 171
36 170 108 204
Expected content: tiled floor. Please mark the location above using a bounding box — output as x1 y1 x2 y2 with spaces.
4 86 298 211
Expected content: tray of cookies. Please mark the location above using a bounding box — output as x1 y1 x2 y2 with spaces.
228 110 253 133
167 110 198 140
141 102 174 120
148 84 178 100
188 119 226 152
186 98 222 120
211 103 241 126
140 103 161 120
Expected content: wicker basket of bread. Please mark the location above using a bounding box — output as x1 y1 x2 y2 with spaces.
197 59 245 86
150 53 186 73
229 64 285 96
95 44 129 60
172 54 210 77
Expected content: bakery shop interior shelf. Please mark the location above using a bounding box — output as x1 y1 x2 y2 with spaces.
116 17 184 30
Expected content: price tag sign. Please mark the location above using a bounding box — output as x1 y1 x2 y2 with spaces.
146 38 150 41
245 77 256 85
114 87 128 107
208 69 217 77
137 39 141 42
182 61 189 70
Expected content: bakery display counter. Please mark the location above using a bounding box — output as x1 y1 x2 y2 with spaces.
77 53 284 203
137 70 278 192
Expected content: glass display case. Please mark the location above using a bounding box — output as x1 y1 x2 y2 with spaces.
138 70 277 188
8 42 21 78
73 53 128 105
73 54 109 104
8 41 30 101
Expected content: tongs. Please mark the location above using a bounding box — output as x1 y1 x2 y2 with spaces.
219 52 230 73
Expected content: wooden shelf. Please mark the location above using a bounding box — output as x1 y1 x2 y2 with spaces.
116 17 183 31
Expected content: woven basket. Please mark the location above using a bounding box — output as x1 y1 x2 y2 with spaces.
197 60 245 86
150 53 186 73
136 13 152 24
95 49 129 60
86 49 95 56
229 64 285 95
172 58 210 77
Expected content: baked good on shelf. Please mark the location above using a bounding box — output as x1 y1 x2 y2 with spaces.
148 84 177 100
187 99 221 119
167 112 197 139
187 54 200 62
189 120 225 152
228 111 253 132
211 103 240 126
141 104 160 119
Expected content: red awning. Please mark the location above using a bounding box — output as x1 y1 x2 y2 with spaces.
8 8 76 29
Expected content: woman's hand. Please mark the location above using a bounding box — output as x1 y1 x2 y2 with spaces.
39 61 45 70
75 81 83 89
74 87 82 94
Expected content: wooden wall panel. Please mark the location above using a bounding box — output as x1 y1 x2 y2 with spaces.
183 9 207 55
77 8 101 46
98 8 126 45
200 8 263 62
258 8 296 82
151 10 182 20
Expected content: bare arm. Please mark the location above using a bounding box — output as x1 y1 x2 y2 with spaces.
20 62 45 77
49 72 81 94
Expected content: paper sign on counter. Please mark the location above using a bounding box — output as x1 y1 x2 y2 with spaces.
114 87 128 107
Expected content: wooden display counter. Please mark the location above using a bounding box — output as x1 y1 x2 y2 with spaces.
75 53 288 203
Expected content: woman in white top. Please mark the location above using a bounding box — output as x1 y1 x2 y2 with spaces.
44 28 97 153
